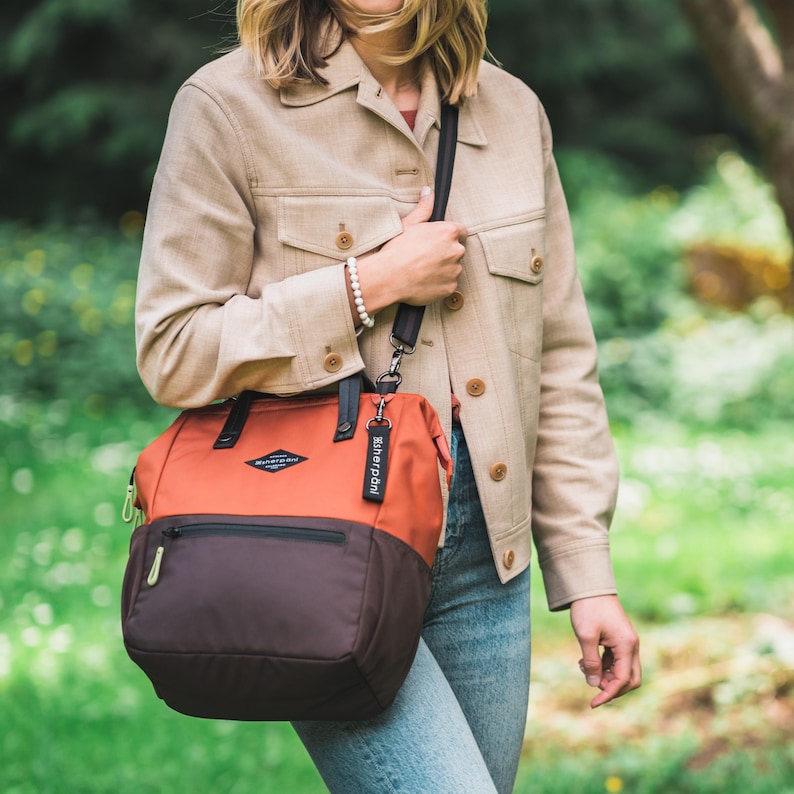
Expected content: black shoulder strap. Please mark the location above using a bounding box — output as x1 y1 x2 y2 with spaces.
390 103 460 349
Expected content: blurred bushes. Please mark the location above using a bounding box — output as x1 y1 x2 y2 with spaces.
0 217 150 414
489 0 753 191
0 1 237 221
569 151 794 429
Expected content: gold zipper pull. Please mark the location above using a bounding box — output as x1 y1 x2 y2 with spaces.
147 546 165 587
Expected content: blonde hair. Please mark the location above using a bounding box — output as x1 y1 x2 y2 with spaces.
236 0 489 104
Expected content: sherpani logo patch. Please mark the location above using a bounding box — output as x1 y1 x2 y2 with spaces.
246 449 308 473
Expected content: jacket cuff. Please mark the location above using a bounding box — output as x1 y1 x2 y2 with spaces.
538 538 617 611
284 262 366 390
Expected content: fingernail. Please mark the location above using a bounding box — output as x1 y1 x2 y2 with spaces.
420 186 432 198
586 675 600 687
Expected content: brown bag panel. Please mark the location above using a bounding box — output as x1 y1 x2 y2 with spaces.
121 518 434 721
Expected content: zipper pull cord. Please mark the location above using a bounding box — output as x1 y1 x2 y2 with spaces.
147 528 182 587
147 546 165 587
122 468 137 524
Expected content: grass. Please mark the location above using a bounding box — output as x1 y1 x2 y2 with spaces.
1 400 326 793
1 399 792 792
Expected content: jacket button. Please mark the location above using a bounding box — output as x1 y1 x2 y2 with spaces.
466 378 486 396
503 549 516 569
445 292 464 311
336 232 353 250
323 353 343 372
530 255 544 274
490 462 507 481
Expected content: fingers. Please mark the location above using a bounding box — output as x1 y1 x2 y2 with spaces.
367 187 469 306
578 639 642 709
587 656 633 708
401 188 468 245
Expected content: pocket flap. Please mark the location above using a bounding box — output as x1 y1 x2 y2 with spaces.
278 195 403 259
480 216 546 284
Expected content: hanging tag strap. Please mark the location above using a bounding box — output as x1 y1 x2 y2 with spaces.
363 413 391 503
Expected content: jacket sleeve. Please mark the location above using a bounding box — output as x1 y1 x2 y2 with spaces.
531 108 620 611
135 83 364 408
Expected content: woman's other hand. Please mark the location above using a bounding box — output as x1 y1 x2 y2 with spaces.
570 595 642 708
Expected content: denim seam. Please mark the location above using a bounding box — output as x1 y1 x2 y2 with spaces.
347 723 401 794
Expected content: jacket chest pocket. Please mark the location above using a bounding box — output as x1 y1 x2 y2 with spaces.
277 195 403 272
478 215 546 362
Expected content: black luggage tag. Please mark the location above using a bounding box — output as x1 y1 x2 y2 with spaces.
363 420 390 503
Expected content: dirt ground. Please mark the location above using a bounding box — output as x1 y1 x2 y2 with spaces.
524 613 794 768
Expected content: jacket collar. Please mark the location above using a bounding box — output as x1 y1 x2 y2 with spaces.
280 38 487 148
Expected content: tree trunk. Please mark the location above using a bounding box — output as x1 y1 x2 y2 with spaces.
680 0 794 253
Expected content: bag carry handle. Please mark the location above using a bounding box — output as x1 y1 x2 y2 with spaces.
213 375 376 449
212 383 357 449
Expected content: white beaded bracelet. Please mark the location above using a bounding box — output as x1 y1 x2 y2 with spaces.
346 256 375 329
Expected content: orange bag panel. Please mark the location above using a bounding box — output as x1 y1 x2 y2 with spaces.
134 393 451 567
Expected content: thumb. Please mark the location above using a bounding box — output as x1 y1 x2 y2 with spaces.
402 186 434 226
579 656 603 688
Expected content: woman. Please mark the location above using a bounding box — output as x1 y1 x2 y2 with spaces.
135 0 642 790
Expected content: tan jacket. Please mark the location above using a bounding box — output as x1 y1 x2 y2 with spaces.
136 42 619 609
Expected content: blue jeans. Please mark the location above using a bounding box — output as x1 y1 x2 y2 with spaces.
293 425 531 793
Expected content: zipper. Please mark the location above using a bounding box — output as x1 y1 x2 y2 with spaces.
162 524 346 543
146 523 346 587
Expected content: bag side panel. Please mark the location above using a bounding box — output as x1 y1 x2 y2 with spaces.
120 523 149 625
134 409 209 519
353 529 432 709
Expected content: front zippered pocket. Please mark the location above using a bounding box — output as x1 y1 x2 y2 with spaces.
147 523 346 586
163 524 346 543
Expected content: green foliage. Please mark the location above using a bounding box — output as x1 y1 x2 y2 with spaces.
574 183 684 339
570 151 794 429
606 421 794 622
515 740 794 794
0 219 151 413
657 310 794 428
595 300 794 430
671 151 793 256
